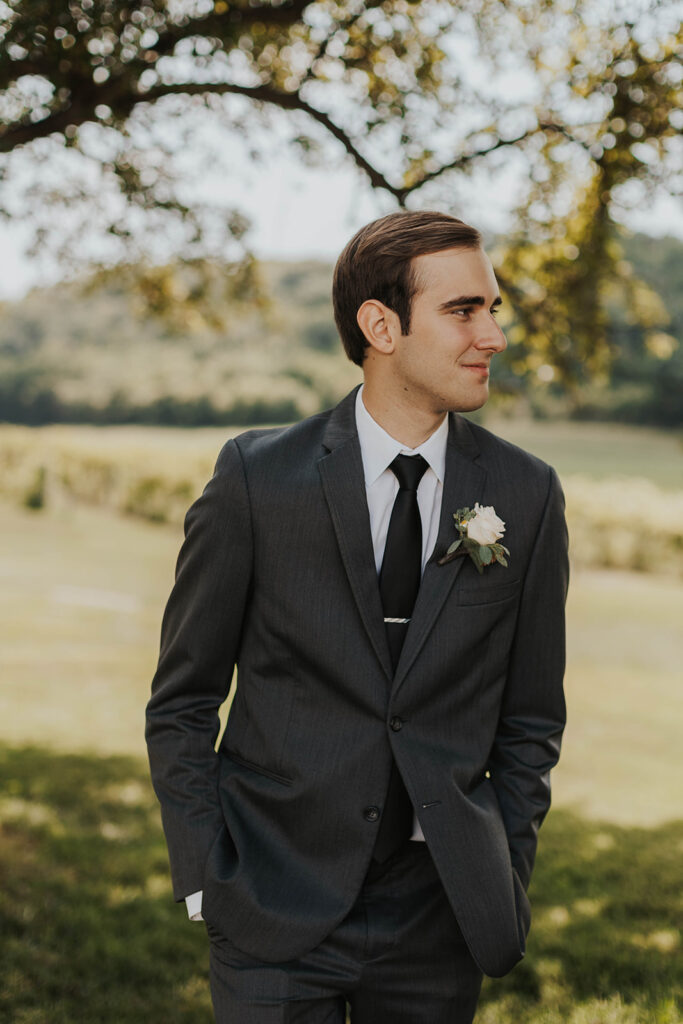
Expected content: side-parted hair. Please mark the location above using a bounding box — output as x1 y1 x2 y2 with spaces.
332 210 482 366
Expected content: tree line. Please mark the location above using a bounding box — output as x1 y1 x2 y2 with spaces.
1 0 681 395
0 234 680 428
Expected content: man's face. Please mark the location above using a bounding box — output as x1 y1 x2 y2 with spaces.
390 246 507 414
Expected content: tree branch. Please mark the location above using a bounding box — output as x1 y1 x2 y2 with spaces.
0 68 407 198
400 126 539 193
153 0 315 58
0 58 49 87
397 119 591 196
0 104 80 151
0 71 133 152
136 80 406 200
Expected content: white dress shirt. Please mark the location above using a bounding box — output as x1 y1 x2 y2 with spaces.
354 386 447 576
185 386 448 918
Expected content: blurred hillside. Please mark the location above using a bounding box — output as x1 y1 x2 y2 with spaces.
0 234 681 427
0 260 360 426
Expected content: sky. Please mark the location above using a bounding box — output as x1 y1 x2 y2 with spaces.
240 153 683 261
0 150 379 299
2 138 681 304
1 46 682 303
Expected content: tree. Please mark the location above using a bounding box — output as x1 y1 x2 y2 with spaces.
1 0 681 385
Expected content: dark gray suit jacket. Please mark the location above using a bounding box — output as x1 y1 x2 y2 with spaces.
146 386 568 978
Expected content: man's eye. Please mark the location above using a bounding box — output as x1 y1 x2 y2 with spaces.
490 307 500 317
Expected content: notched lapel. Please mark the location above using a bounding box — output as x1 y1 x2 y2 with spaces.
318 392 392 680
393 415 487 690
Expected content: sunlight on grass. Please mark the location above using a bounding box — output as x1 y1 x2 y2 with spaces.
1 746 680 1024
550 568 683 825
1 438 682 1021
2 498 681 826
488 419 683 492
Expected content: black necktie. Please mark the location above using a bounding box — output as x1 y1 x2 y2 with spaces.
373 454 429 863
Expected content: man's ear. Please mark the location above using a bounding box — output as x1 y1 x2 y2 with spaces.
356 300 401 355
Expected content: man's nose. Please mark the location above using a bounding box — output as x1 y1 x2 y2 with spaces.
476 318 507 352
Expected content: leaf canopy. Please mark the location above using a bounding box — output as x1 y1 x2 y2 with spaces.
0 0 680 383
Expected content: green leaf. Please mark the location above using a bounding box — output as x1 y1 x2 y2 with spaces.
446 539 462 555
490 543 511 564
467 545 483 572
480 545 493 565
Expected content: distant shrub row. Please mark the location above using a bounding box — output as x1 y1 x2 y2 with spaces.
0 425 215 525
0 382 307 427
2 366 682 429
3 384 682 428
1 426 681 576
565 476 683 575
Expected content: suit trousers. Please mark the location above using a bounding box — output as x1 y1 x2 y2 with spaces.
206 840 483 1024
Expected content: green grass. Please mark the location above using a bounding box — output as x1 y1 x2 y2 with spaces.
0 498 174 756
486 418 683 491
1 498 680 823
1 494 681 1022
2 415 683 494
2 422 682 580
477 811 682 1023
0 747 680 1024
0 746 213 1024
555 569 683 825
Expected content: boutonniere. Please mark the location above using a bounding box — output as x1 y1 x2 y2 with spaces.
437 503 509 573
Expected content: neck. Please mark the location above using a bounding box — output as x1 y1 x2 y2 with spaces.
361 381 447 449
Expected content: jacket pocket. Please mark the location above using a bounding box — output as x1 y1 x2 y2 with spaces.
224 749 293 787
456 577 520 607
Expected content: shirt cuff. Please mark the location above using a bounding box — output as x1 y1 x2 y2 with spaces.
185 890 203 921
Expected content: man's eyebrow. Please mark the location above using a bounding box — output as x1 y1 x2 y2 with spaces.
437 295 503 311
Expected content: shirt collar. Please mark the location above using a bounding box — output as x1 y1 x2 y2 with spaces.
355 384 448 488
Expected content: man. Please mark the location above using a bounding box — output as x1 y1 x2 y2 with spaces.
146 210 568 1023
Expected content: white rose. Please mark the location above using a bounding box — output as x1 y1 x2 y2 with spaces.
466 503 506 546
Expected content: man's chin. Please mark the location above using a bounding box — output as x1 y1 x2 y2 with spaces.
445 391 489 414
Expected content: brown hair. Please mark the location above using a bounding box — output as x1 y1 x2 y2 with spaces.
332 210 482 366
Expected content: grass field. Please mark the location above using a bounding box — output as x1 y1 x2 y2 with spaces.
3 415 682 490
1 414 682 1022
488 418 683 492
2 746 680 1024
2 497 680 820
2 419 682 580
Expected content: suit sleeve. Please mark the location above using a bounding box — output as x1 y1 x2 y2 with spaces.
145 439 253 901
489 465 569 890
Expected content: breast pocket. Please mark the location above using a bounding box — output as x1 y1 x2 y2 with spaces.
455 577 521 607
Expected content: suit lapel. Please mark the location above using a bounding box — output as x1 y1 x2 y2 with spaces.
318 394 486 687
318 389 393 680
392 414 486 690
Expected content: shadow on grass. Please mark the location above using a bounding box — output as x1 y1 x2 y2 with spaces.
0 744 681 1024
478 803 682 1024
0 744 211 1024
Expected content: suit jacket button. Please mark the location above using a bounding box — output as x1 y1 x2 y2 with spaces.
390 716 403 732
364 806 380 822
